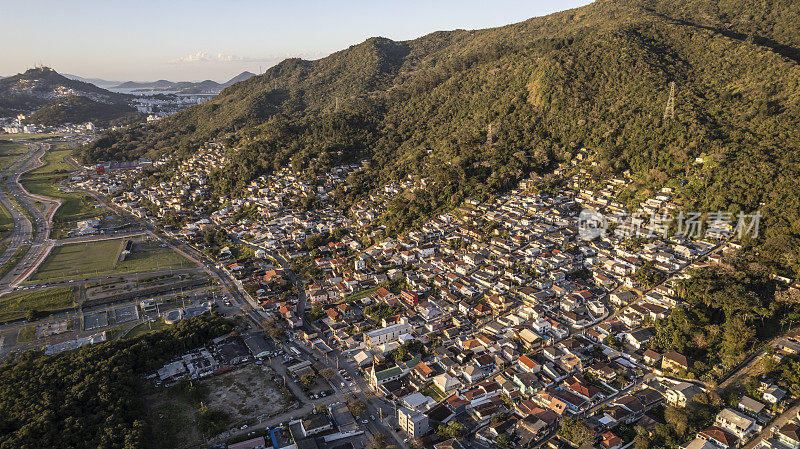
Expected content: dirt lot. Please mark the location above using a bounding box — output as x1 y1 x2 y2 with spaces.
204 364 290 420
145 364 295 449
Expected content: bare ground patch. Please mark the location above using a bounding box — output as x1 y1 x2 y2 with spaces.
203 364 292 422
144 364 296 449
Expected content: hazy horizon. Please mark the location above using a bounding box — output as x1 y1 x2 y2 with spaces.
2 0 592 83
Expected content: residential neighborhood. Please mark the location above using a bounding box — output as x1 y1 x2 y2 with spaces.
66 142 800 449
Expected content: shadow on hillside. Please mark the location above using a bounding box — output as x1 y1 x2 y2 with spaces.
643 7 800 65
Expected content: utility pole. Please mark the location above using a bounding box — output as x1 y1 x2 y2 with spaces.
663 81 675 120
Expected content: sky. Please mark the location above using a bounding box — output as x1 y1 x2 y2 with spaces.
2 0 593 83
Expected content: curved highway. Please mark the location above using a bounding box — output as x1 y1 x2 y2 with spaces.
0 142 60 293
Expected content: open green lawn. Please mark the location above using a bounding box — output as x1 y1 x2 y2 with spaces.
0 244 30 280
0 286 75 322
0 140 28 171
126 317 168 338
419 382 446 402
0 133 67 141
28 238 197 282
19 146 101 238
0 141 28 240
340 285 381 304
0 202 12 240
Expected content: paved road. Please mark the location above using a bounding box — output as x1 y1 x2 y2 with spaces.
289 330 409 449
0 142 60 292
56 165 249 314
741 401 800 449
0 143 41 264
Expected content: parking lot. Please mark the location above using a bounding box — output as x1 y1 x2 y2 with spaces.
82 310 108 330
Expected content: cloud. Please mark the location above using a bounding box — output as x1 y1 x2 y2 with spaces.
170 51 326 65
171 52 229 63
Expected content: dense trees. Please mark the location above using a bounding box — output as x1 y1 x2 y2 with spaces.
635 263 666 291
0 67 132 119
387 340 427 363
0 313 233 449
637 392 723 449
25 96 142 127
436 421 464 440
649 263 800 380
364 303 403 323
558 417 595 447
760 354 800 398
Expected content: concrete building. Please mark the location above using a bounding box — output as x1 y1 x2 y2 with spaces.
398 407 430 438
666 382 704 407
365 317 412 348
715 408 761 440
301 413 332 437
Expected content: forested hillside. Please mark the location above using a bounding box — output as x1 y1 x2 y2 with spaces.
25 95 141 127
77 0 800 276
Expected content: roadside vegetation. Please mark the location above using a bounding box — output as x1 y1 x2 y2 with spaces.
19 144 100 238
28 238 196 283
0 313 234 448
0 140 27 171
0 244 30 280
0 286 75 322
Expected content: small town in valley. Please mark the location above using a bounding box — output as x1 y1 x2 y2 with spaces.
1 2 800 449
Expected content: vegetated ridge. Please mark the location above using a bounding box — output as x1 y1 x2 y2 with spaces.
78 0 800 276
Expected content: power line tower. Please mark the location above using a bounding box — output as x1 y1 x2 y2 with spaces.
486 123 495 145
663 81 675 120
334 97 340 113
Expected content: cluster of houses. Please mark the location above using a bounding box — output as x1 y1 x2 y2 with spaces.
1 113 97 135
204 162 364 253
127 145 227 217
349 173 426 227
74 142 797 449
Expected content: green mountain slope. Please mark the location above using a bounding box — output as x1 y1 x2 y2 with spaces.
78 0 800 275
24 95 140 127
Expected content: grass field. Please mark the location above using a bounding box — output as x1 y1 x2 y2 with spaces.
340 285 381 304
0 286 75 322
0 133 67 141
126 317 168 338
17 325 36 342
19 145 100 238
0 244 30 280
419 382 446 402
28 238 197 282
0 141 29 241
0 140 28 171
0 202 12 241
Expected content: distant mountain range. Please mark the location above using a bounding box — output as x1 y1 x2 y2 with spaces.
62 74 121 89
112 71 257 94
0 67 258 125
0 67 139 125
